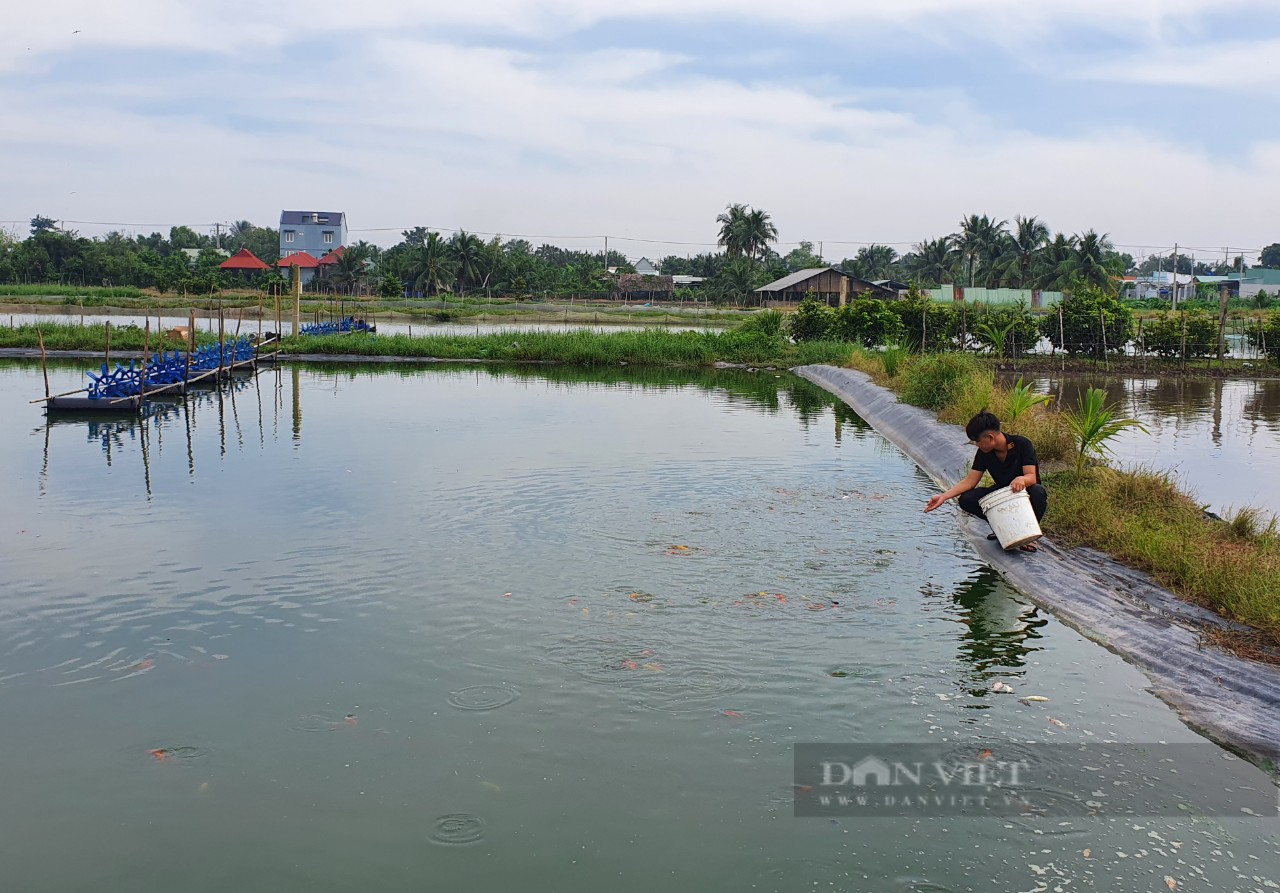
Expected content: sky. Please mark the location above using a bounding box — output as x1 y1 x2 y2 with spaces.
3 0 1279 265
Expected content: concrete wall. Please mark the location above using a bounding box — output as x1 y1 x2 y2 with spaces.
927 286 1062 307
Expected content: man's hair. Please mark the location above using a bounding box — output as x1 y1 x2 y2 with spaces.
965 411 1001 442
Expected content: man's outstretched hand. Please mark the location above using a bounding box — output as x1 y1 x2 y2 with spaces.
924 494 948 513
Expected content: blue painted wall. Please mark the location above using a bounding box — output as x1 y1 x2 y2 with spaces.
279 210 347 260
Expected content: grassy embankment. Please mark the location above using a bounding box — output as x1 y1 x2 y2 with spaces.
0 288 746 325
0 321 212 353
0 321 853 368
845 348 1280 656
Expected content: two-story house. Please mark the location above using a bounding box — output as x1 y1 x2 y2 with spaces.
279 211 347 261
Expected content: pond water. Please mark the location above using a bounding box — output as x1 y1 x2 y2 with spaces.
1 311 723 337
1 362 1276 892
1025 375 1280 517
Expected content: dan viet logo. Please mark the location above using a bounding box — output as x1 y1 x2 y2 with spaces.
823 755 1029 788
792 743 1280 819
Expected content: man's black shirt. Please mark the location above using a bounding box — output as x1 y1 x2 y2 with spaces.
972 434 1039 489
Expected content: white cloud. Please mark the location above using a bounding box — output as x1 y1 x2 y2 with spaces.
1080 37 1280 89
1 1 1277 255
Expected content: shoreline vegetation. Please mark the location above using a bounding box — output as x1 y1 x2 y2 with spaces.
841 348 1280 661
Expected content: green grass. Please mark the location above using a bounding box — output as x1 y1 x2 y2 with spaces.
1045 467 1280 651
279 329 851 367
0 321 211 353
2 322 850 368
0 284 145 299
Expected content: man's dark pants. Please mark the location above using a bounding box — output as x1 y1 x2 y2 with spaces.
958 485 1048 524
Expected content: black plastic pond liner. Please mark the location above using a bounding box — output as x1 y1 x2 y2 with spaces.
794 364 1280 771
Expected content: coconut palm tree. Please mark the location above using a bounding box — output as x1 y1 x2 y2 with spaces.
993 215 1050 287
228 220 255 250
855 244 899 281
743 208 778 261
1032 233 1079 290
403 231 453 296
716 203 750 258
329 248 369 294
902 237 958 287
953 214 1009 287
716 204 778 261
1066 230 1121 292
448 230 485 296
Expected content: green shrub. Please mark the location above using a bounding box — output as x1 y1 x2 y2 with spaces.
1245 310 1280 361
969 301 1038 358
1139 310 1218 358
899 352 992 412
829 299 904 347
1039 284 1133 355
787 298 834 342
738 308 786 339
890 290 960 352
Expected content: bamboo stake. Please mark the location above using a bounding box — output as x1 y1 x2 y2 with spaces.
140 319 149 404
105 321 111 366
30 386 88 404
1099 306 1108 372
218 302 225 378
37 327 51 403
1180 313 1187 374
1058 305 1065 373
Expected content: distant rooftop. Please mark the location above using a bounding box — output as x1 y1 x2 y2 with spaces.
280 211 345 226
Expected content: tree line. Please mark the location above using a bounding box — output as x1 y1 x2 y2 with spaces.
4 210 1277 301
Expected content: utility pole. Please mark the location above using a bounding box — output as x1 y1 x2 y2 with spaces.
603 235 608 271
215 222 221 250
819 241 824 265
1171 243 1179 311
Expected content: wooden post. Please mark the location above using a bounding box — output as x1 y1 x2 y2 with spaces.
37 327 51 403
105 321 111 366
1099 306 1108 372
292 269 302 337
140 320 149 403
1180 312 1187 373
839 275 849 308
1138 318 1145 374
218 304 225 378
1058 305 1065 373
1217 284 1230 366
188 309 196 353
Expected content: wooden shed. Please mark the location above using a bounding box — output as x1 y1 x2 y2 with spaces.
755 268 898 306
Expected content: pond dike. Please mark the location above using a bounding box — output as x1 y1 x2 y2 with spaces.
794 364 1280 770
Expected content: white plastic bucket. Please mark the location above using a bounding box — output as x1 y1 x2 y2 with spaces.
978 487 1043 550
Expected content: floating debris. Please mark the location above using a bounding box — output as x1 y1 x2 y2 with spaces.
1020 695 1051 704
991 681 1014 693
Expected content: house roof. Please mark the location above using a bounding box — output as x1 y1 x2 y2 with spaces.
756 267 896 297
277 252 321 268
279 210 345 226
1230 268 1280 284
219 248 270 271
318 247 346 265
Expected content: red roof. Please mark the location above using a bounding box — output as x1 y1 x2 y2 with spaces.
318 246 346 265
220 248 270 271
277 252 320 268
